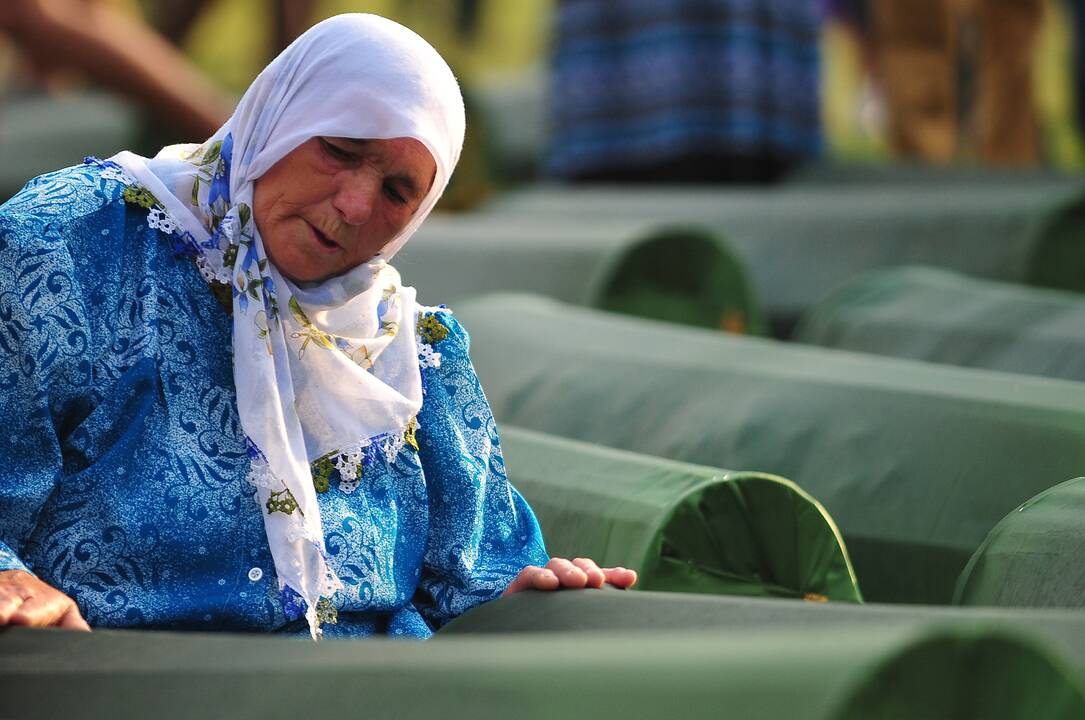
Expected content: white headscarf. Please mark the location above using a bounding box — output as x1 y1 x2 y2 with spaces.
109 14 465 638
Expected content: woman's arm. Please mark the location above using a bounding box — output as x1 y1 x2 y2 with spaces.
0 202 95 630
410 308 546 628
411 308 633 629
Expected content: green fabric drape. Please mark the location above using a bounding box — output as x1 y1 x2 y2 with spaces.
955 476 1085 608
395 215 762 333
1029 196 1085 292
3 611 1084 719
446 590 1085 718
501 426 860 602
797 266 1085 382
483 183 1085 325
442 587 1085 642
456 293 1085 604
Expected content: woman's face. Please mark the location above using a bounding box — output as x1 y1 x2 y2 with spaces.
253 136 436 283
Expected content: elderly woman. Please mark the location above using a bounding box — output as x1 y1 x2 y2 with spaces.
0 14 634 639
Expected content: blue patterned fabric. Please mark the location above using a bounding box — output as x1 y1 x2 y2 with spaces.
0 162 548 638
547 0 822 180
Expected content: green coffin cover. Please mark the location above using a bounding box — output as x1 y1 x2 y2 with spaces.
955 476 1085 608
501 426 860 602
485 183 1085 323
395 215 761 333
1029 190 1085 292
443 587 1085 645
445 590 1085 718
455 293 1085 605
797 266 1085 383
3 617 1084 720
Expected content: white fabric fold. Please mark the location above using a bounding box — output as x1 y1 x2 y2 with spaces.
109 13 465 639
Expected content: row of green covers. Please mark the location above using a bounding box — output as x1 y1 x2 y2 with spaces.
500 426 860 602
482 182 1085 325
454 293 1085 604
5 592 1085 719
797 266 1085 383
396 215 762 333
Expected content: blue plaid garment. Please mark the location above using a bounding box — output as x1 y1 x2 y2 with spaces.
0 161 548 638
547 0 822 180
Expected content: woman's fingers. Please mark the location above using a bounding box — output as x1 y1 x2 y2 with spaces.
546 557 588 588
570 558 606 588
9 593 74 627
602 566 638 589
503 560 638 596
546 558 636 589
0 587 26 625
0 570 90 629
57 604 92 632
502 565 559 596
529 567 560 591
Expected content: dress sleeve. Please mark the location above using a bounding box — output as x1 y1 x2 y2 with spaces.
412 309 549 629
0 211 93 575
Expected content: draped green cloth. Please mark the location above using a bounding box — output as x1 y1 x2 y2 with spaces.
443 588 1085 643
456 294 1085 604
445 591 1085 718
956 477 1085 608
501 426 860 602
3 592 1085 719
483 183 1085 324
798 267 1085 383
396 215 762 333
1027 197 1085 292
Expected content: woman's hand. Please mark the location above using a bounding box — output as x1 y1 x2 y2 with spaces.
0 570 90 630
502 557 637 596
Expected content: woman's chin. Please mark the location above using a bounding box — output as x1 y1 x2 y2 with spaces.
271 257 331 285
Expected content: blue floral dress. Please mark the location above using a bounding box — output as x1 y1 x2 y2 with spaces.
0 161 548 638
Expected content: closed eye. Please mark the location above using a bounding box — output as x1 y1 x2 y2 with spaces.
383 182 407 205
319 137 356 163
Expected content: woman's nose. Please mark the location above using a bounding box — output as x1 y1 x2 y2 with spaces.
332 171 380 225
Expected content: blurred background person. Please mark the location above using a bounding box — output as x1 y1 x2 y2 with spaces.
1068 0 1085 143
872 0 1044 165
544 0 823 184
0 0 1079 195
0 0 232 140
150 0 317 65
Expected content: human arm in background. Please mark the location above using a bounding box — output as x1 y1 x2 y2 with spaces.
0 0 232 139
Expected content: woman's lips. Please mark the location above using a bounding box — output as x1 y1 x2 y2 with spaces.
306 221 341 253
